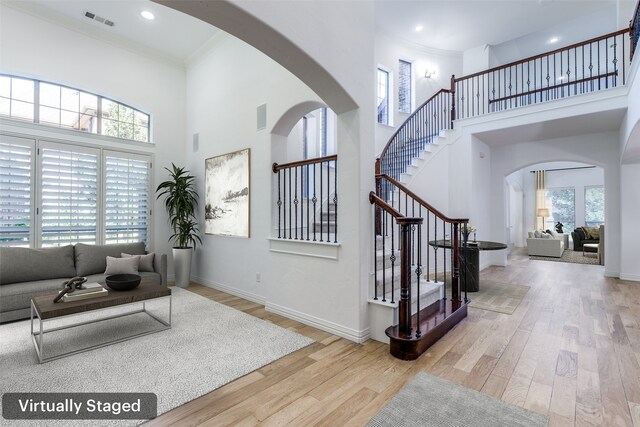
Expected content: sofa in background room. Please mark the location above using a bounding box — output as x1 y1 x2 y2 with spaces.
0 242 167 323
526 229 565 258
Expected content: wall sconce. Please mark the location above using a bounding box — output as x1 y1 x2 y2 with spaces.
424 69 436 79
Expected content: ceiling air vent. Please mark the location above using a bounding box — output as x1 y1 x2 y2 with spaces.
84 11 115 27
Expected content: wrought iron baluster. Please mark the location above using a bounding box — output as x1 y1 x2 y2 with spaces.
334 159 338 243
391 215 396 303
307 164 310 241
313 163 317 241
416 222 422 338
319 161 323 242
277 169 281 238
294 166 298 240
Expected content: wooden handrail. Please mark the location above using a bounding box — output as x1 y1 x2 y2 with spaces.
455 28 630 82
369 191 422 224
377 89 451 162
376 174 469 224
488 71 618 104
272 154 337 173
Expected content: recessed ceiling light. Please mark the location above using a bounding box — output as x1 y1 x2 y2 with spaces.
548 37 559 44
141 11 155 20
415 25 424 32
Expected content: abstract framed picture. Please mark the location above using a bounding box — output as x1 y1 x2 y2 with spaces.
205 148 250 237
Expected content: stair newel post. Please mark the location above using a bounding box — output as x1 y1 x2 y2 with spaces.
452 223 460 303
397 217 422 337
450 74 456 128
375 161 382 235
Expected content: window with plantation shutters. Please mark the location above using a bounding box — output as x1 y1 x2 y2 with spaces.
39 143 99 247
104 153 150 245
0 136 34 247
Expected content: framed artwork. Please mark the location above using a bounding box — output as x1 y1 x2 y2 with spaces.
204 148 250 237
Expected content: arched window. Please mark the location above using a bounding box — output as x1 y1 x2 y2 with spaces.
0 74 150 143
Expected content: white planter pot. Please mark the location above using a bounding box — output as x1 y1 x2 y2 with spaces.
172 247 193 288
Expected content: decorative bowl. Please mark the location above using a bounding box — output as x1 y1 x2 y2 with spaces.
105 274 141 291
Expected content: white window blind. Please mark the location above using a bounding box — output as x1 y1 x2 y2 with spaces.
0 136 34 247
398 60 412 113
39 143 99 246
104 153 150 245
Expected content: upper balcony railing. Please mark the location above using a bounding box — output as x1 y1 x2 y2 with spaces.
453 29 630 119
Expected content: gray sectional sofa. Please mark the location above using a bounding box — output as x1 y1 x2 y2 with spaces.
0 242 167 323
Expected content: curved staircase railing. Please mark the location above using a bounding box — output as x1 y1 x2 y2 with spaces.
371 174 469 360
375 89 451 189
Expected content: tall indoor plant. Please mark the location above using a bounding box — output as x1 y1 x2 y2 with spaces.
156 164 202 288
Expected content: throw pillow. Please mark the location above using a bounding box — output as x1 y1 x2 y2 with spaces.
534 230 543 238
104 256 139 275
528 232 534 238
585 226 600 239
549 230 560 239
122 252 155 272
541 233 552 239
575 228 586 240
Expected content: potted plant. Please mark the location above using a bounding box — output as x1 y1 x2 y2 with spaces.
156 164 202 288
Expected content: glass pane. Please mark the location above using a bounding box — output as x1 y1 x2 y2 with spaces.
80 92 97 116
10 100 34 121
11 78 34 103
102 98 117 119
39 106 61 125
60 110 80 129
585 187 605 227
117 121 135 140
134 125 148 142
60 87 80 112
0 97 9 116
0 76 10 98
134 110 149 127
118 104 133 123
102 119 118 137
79 114 98 133
545 188 575 232
39 83 60 108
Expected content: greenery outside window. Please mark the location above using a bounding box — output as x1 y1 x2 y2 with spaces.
545 187 575 232
585 186 605 227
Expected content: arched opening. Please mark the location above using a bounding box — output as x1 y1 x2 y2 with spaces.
270 102 338 242
505 160 605 267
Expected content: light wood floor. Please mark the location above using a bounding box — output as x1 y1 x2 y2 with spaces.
145 249 640 427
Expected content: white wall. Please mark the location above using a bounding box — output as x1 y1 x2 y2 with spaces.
620 163 640 280
488 8 621 67
374 35 462 155
186 32 369 341
0 4 186 274
521 162 604 238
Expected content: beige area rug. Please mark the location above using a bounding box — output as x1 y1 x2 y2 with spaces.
445 280 530 315
530 249 600 265
0 287 314 426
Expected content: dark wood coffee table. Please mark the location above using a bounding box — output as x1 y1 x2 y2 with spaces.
30 278 171 363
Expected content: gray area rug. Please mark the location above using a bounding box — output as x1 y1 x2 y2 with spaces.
367 372 547 427
530 249 599 265
0 287 314 426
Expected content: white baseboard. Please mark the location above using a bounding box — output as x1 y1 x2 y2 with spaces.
191 275 266 305
619 273 640 281
265 301 371 344
605 270 620 279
